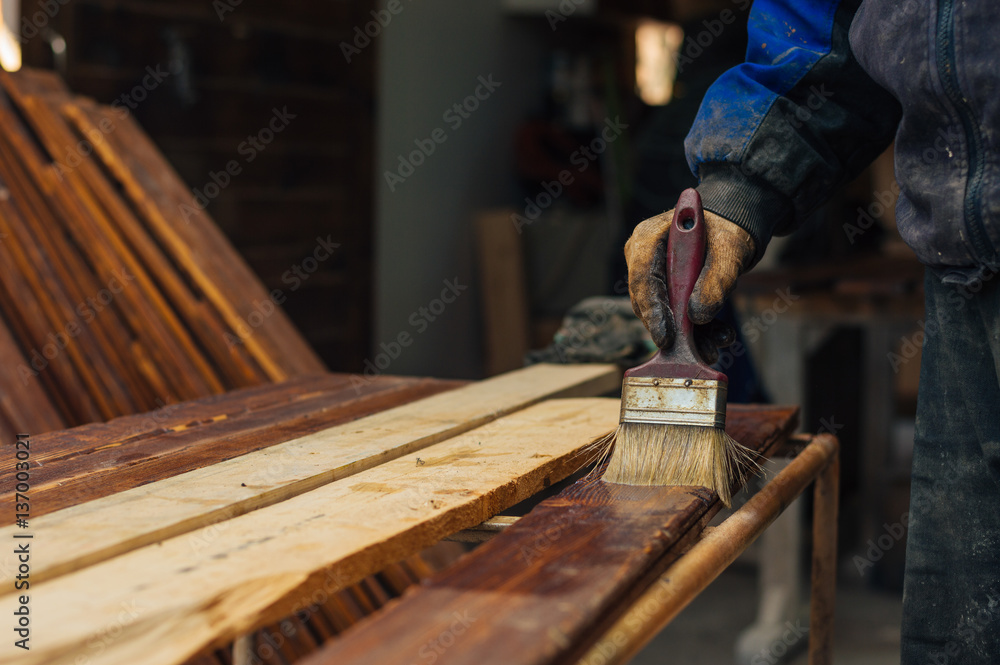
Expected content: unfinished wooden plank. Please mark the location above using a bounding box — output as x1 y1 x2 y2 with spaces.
0 375 463 521
304 404 799 665
10 397 620 665
0 363 618 587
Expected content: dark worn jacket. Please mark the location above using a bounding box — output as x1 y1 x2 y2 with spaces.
686 0 1000 283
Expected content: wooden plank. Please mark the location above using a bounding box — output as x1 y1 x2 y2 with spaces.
0 141 123 422
476 209 531 376
31 90 269 389
66 98 325 380
0 75 222 404
0 310 66 441
0 363 619 587
303 404 799 665
9 397 621 665
0 374 463 521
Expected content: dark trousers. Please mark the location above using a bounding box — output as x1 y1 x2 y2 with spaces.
901 267 1000 664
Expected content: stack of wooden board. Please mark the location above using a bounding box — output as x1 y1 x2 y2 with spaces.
0 363 623 665
0 65 476 664
0 67 323 441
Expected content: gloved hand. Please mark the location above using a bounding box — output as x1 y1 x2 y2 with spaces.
624 208 756 363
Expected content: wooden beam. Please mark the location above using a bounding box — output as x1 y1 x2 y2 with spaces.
12 397 620 665
299 404 799 665
0 363 618 586
578 433 838 665
0 374 463 521
476 209 531 376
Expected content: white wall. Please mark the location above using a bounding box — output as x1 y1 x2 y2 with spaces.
375 0 548 378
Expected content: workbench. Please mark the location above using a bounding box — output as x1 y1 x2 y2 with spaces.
0 364 838 665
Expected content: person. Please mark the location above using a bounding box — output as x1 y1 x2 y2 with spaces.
624 1 1000 662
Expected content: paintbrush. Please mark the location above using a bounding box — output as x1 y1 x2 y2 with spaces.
603 188 755 506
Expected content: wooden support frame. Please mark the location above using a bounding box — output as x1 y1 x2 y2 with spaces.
298 406 801 665
578 433 840 665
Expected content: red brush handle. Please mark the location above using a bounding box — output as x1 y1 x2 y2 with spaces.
626 189 726 382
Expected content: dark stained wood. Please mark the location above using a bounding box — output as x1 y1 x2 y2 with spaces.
300 405 799 665
21 0 378 372
0 374 464 523
0 310 67 443
0 67 333 437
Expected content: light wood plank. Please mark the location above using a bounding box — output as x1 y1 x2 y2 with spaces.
10 397 620 665
0 363 618 588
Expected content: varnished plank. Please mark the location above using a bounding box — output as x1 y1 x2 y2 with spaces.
8 397 621 665
67 97 324 380
0 374 462 521
0 310 66 441
302 404 799 665
0 363 619 586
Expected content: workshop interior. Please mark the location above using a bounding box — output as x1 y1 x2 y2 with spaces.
1 0 989 664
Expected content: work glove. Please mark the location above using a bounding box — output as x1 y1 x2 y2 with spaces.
624 208 755 363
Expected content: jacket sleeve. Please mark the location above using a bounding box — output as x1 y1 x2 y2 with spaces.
685 0 901 264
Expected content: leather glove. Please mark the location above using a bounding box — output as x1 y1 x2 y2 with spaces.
624 208 756 363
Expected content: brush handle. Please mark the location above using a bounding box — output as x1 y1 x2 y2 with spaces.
626 189 726 382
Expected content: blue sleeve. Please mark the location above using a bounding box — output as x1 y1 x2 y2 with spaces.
684 0 901 264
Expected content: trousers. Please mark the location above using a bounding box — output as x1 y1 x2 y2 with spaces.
901 266 1000 664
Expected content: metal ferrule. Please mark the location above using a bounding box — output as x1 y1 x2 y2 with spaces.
619 377 727 428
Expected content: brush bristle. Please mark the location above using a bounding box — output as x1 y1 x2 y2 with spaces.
601 423 760 507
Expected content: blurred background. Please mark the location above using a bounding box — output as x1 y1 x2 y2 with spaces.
1 0 923 660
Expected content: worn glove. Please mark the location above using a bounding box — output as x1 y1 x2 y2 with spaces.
624 208 755 362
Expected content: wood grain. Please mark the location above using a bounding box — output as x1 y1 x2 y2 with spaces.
0 363 619 587
301 404 799 665
0 67 327 437
8 397 621 665
0 374 462 522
